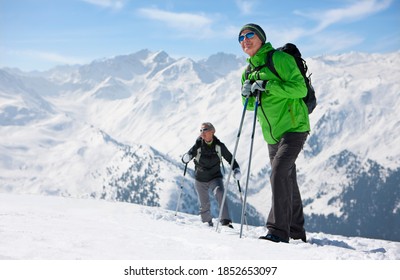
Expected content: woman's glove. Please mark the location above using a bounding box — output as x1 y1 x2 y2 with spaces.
251 80 267 93
233 168 241 180
241 80 252 97
182 153 192 164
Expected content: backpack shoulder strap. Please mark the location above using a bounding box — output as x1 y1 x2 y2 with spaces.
193 138 202 163
194 146 201 163
215 144 225 173
265 50 282 80
245 64 251 80
194 143 222 163
215 144 222 162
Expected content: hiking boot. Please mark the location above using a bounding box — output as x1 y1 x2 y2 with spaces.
221 219 234 229
207 220 214 227
259 233 289 243
290 233 307 243
291 235 307 243
224 223 234 229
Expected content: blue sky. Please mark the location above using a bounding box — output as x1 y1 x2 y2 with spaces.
1 0 399 71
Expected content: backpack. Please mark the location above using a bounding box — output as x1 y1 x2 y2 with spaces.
266 43 317 114
245 43 317 114
194 143 225 173
194 144 222 163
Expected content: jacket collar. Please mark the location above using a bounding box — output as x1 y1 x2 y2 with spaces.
246 42 274 68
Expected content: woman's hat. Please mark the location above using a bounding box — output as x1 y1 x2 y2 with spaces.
238 23 266 44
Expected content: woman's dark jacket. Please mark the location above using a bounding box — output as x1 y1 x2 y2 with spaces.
187 136 239 182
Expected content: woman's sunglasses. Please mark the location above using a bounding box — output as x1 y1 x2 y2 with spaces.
238 32 255 43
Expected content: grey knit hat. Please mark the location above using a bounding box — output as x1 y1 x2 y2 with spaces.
201 122 215 132
238 23 266 44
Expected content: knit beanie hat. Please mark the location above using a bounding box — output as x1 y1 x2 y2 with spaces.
201 122 215 132
238 23 266 44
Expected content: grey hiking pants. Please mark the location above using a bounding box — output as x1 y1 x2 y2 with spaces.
195 178 230 223
266 132 308 242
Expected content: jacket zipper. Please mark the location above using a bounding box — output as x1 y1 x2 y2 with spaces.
259 98 279 143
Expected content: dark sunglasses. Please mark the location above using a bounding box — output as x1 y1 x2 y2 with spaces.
238 32 255 43
200 128 210 133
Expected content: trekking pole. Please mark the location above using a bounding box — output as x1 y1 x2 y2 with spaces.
175 163 188 216
237 180 248 229
239 91 260 238
216 97 249 232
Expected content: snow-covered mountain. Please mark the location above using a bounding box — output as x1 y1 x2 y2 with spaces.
0 49 399 242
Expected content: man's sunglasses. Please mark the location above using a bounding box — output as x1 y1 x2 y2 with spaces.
200 128 210 133
238 32 255 43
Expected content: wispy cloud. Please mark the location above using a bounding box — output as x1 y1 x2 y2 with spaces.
9 50 84 65
270 0 394 55
295 0 392 34
137 8 214 38
82 0 126 10
309 32 365 55
235 0 255 15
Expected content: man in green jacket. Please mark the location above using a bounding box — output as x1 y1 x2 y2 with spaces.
239 23 310 243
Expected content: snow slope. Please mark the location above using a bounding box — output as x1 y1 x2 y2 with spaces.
0 193 399 280
0 193 398 260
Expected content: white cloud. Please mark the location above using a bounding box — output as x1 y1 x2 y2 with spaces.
137 8 214 37
308 32 365 55
10 50 84 65
275 0 394 55
295 0 393 33
235 0 255 15
82 0 126 10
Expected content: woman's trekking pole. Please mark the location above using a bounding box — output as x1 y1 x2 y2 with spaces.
175 163 188 216
239 91 260 238
216 98 249 232
237 180 248 229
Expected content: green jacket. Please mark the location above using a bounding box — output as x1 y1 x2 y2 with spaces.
241 42 310 144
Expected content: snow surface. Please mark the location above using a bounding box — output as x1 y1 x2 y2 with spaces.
0 193 398 260
1 193 399 279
